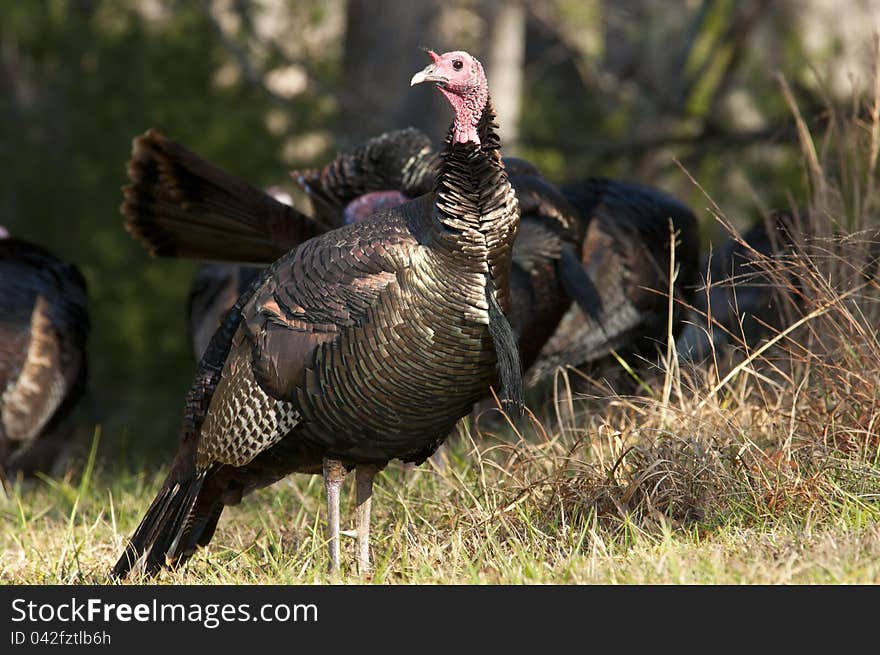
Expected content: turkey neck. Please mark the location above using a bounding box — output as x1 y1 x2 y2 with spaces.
431 97 519 311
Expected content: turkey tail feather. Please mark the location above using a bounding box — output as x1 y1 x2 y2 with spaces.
122 129 320 263
110 469 212 580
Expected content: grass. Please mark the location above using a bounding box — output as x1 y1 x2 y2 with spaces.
1 401 879 584
4 56 880 586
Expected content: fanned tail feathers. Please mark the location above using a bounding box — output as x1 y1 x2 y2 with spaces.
122 129 321 264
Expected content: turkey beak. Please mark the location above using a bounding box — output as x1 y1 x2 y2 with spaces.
411 64 446 87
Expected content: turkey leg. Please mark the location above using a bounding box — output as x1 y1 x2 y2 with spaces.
355 464 378 574
323 458 347 574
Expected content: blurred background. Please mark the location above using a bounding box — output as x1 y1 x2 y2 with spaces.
2 0 879 464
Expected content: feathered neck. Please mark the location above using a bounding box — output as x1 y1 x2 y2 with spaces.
433 97 514 236
430 96 519 307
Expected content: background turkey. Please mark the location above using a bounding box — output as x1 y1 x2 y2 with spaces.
675 212 834 362
122 131 325 264
187 264 262 362
0 231 90 485
112 49 522 579
524 179 700 389
186 188 295 362
294 127 439 227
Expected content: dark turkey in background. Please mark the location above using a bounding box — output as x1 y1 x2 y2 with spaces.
673 211 880 363
676 213 798 362
526 178 701 388
0 231 90 485
187 264 262 362
185 188 293 362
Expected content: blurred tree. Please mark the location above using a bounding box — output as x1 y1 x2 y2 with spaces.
518 0 816 238
343 0 452 144
342 0 526 148
484 0 526 149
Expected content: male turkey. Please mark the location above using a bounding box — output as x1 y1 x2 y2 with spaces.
112 49 522 578
498 163 590 371
122 134 326 263
0 231 89 484
295 127 438 227
525 179 700 387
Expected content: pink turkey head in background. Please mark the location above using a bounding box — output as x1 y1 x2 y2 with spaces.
343 191 409 224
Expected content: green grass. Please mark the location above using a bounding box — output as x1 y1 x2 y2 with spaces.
2 389 879 585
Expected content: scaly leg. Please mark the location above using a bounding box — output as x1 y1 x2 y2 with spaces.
323 458 347 575
355 464 378 574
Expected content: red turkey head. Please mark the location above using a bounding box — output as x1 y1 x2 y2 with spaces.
411 49 488 145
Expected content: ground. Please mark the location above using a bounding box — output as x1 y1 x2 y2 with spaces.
3 367 879 584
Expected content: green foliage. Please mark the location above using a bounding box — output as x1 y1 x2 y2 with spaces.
0 2 339 464
517 0 830 249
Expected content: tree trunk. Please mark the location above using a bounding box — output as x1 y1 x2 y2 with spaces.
342 0 455 145
484 0 526 150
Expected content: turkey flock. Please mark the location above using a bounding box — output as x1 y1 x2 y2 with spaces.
0 48 801 579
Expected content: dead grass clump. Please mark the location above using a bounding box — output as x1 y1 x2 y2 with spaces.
491 47 880 550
